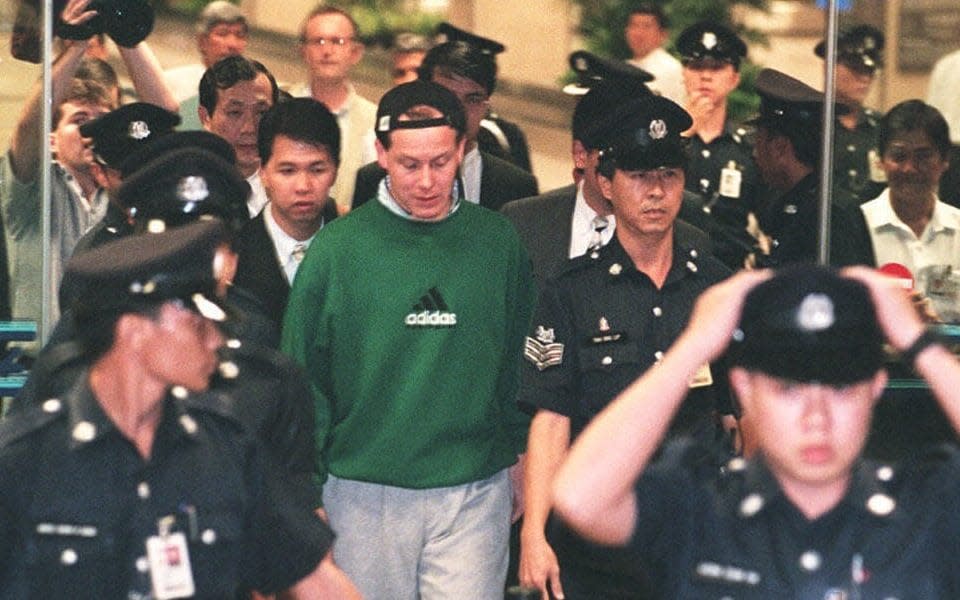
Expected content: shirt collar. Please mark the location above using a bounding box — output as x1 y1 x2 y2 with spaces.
596 228 706 287
64 375 200 451
569 181 617 258
264 201 318 260
376 176 462 222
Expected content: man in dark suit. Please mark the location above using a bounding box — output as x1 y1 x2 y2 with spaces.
502 53 652 291
233 97 339 329
351 39 537 211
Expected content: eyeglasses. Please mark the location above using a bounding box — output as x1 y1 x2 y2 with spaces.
303 36 354 48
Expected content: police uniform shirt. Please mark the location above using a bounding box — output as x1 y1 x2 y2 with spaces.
0 375 333 597
834 108 886 203
685 120 764 224
758 173 874 268
629 440 960 598
521 227 731 440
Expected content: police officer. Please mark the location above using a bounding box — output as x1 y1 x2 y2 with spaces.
815 24 887 203
436 22 533 173
749 68 873 267
677 21 764 269
0 220 359 598
15 147 318 508
555 263 960 597
73 101 182 254
518 95 731 600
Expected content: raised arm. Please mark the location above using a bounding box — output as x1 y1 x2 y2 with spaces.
844 265 960 433
8 0 96 183
552 269 770 545
117 41 179 113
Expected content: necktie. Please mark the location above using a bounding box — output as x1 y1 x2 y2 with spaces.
291 242 307 264
589 215 609 259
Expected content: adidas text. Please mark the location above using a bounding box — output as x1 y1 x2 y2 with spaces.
405 310 458 327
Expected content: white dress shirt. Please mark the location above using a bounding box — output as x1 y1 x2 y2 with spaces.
569 181 616 259
264 202 317 284
247 170 270 218
461 146 483 205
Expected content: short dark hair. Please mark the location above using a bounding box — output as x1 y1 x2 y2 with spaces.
418 41 497 96
879 100 951 159
257 97 341 166
628 2 668 29
199 55 279 116
299 5 359 42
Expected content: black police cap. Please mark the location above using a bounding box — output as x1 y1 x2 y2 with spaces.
594 95 692 171
749 68 847 129
677 22 747 69
728 264 885 384
119 130 237 179
56 0 154 48
815 24 884 71
118 148 250 234
79 102 180 170
435 22 505 55
564 50 653 96
65 219 230 321
375 80 467 146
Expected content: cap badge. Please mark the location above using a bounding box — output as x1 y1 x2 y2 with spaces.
702 32 718 50
128 120 151 140
177 176 210 203
796 293 834 332
649 119 668 140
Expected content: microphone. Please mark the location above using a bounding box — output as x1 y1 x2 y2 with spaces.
879 262 914 291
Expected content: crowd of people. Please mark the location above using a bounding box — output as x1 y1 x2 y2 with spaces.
2 0 960 598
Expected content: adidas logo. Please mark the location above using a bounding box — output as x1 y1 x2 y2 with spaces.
405 287 457 327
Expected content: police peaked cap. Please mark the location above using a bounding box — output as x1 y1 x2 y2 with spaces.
79 102 180 169
435 22 505 55
65 219 231 321
565 50 654 96
593 95 692 171
119 130 237 178
815 24 884 71
118 148 250 234
749 68 847 129
677 22 748 69
728 264 884 384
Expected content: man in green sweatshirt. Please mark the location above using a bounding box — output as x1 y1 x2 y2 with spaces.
281 80 536 599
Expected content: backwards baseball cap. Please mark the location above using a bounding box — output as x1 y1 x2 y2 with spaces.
65 219 231 322
728 264 885 384
594 95 692 172
80 102 181 169
118 147 250 234
815 24 884 73
677 22 748 70
375 80 467 146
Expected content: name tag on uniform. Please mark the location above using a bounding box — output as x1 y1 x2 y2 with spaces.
689 363 713 388
719 165 742 198
146 532 195 599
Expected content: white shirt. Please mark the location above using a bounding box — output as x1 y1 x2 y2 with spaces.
461 146 483 204
861 188 960 320
569 181 616 259
927 49 960 144
263 202 317 284
629 47 686 105
247 170 269 218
